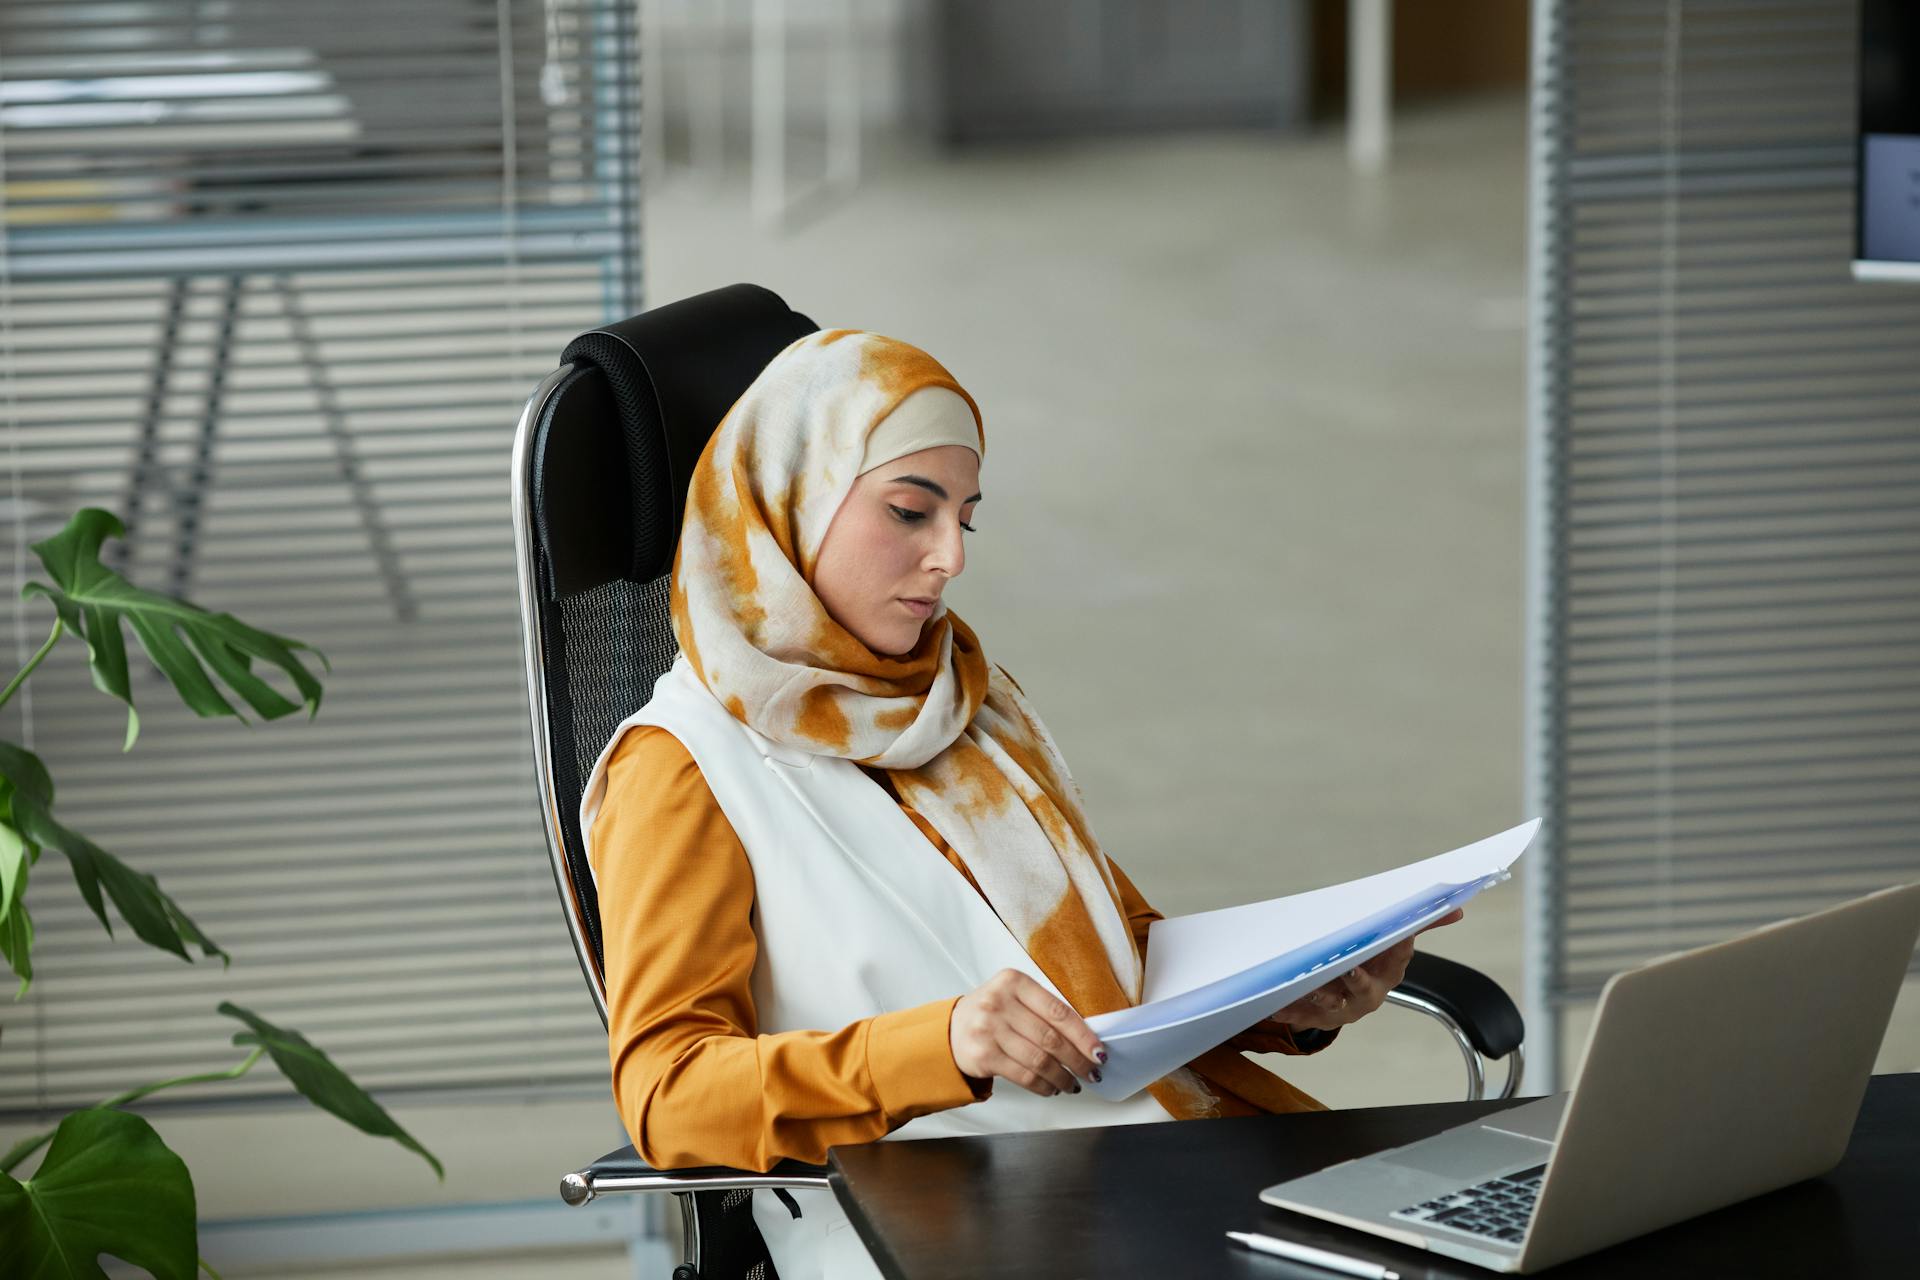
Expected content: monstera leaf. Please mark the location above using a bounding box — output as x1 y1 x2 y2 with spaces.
23 508 326 751
0 1003 440 1261
0 766 30 924
0 1107 198 1280
0 740 223 989
0 886 31 997
220 1002 444 1179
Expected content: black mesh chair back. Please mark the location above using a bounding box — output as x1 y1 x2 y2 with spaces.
513 284 816 1023
513 286 818 1279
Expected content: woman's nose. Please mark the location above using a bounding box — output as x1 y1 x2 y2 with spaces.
927 517 965 579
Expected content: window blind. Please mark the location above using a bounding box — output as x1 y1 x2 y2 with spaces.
1524 0 1920 1089
0 0 641 1113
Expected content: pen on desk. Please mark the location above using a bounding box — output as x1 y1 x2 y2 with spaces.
1226 1231 1401 1280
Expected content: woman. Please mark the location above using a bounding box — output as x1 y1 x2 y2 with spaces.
580 329 1453 1280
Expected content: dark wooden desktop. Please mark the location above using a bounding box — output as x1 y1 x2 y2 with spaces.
828 1072 1919 1280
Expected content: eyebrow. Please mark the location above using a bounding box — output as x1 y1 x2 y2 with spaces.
887 474 983 504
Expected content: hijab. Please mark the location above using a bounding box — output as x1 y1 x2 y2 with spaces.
670 328 1314 1120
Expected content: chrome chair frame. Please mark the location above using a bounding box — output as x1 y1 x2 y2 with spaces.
1386 988 1524 1100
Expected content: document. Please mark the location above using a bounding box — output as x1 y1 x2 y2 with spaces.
1083 818 1540 1101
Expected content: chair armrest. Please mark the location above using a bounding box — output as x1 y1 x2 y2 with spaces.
1396 951 1524 1059
560 1145 833 1206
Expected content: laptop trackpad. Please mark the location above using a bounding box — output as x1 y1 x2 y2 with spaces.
1380 1127 1553 1181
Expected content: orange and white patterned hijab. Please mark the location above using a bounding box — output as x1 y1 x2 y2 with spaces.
667 329 1327 1121
671 329 1229 1118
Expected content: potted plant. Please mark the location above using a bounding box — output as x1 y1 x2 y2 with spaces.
0 509 441 1279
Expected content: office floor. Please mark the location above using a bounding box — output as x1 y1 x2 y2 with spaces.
128 90 1920 1277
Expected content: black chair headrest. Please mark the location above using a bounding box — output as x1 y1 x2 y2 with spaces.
546 283 816 591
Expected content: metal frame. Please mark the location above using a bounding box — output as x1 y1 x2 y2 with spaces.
1383 990 1524 1101
111 271 409 615
561 1166 833 1208
1521 0 1571 1095
511 362 612 1028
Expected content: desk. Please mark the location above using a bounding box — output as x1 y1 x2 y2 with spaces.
828 1072 1919 1279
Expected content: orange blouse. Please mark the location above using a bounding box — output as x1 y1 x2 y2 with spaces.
588 724 1332 1172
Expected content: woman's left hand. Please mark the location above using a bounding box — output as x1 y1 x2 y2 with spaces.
1270 908 1466 1034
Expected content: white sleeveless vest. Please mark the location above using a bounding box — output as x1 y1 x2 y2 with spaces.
580 655 1172 1280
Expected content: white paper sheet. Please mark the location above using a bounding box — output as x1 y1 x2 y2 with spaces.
1083 818 1539 1101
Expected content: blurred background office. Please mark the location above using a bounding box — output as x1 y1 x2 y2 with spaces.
1 1 1916 1276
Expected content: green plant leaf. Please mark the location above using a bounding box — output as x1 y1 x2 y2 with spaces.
0 762 43 995
0 740 224 968
0 795 27 920
0 740 53 810
23 509 326 751
0 1106 198 1280
0 893 32 998
217 1003 444 1180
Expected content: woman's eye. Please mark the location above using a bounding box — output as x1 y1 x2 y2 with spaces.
888 505 975 533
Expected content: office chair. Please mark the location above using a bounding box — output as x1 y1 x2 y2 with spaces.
510 283 1527 1280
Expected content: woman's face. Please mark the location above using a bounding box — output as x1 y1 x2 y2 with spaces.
813 444 981 656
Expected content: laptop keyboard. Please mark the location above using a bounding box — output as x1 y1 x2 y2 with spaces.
1390 1162 1546 1245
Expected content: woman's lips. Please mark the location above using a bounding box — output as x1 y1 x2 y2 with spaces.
900 598 936 618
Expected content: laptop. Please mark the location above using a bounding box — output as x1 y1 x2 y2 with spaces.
1260 881 1920 1274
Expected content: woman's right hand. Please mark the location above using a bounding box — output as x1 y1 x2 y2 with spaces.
949 969 1106 1096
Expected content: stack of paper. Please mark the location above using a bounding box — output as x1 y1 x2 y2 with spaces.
1084 818 1539 1100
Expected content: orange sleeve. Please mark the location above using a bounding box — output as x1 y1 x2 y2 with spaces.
588 724 985 1172
1105 853 1337 1058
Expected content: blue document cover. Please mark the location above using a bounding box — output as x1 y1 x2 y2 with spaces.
1095 875 1502 1040
1083 818 1538 1100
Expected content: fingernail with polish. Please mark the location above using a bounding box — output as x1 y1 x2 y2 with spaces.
1095 1049 1108 1064
1090 1069 1102 1083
